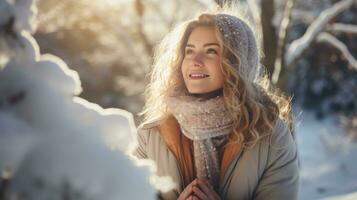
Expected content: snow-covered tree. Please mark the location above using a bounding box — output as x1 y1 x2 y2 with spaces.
241 0 357 122
0 0 172 199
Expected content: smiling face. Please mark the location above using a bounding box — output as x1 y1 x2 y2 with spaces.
181 26 224 94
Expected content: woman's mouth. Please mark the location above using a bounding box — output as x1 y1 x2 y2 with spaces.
189 73 209 79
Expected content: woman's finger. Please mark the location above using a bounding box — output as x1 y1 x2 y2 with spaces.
197 179 213 196
178 185 192 200
196 179 218 200
178 179 198 200
192 195 200 200
183 185 194 199
200 179 221 200
193 185 210 200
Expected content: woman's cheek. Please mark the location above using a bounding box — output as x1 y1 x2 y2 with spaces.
181 62 189 83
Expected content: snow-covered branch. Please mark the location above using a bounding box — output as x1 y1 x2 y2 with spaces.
317 32 357 70
285 0 355 67
327 23 357 35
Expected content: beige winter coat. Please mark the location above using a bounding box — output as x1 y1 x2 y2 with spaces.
133 118 299 200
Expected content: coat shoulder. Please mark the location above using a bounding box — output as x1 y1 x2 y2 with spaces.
266 118 295 150
134 122 161 159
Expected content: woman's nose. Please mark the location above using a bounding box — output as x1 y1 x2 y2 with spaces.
192 53 204 67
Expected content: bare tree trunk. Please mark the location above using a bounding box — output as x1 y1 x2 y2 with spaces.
134 0 154 56
272 0 296 92
0 169 13 200
261 0 277 78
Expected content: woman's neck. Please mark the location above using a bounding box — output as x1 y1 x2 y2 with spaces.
191 88 223 100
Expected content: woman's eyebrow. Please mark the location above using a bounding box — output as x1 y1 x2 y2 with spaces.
203 43 220 47
186 43 220 48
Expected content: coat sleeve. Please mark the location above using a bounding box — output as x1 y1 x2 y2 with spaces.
132 127 149 159
253 120 299 200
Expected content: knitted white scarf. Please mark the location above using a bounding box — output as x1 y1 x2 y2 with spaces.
166 95 233 190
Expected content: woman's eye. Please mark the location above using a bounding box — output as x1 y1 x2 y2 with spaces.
207 48 218 54
185 49 194 55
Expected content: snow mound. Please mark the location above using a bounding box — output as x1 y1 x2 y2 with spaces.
11 132 156 200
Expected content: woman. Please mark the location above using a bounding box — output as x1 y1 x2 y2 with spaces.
133 8 299 200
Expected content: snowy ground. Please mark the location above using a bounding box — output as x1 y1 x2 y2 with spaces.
295 107 357 200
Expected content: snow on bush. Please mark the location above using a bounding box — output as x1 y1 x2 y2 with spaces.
0 0 172 199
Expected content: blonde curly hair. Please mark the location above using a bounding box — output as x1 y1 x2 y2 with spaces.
139 8 293 148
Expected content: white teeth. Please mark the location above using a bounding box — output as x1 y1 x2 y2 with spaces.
189 73 209 78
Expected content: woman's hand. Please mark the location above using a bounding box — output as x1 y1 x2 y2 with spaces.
177 179 198 200
178 178 221 200
192 178 221 200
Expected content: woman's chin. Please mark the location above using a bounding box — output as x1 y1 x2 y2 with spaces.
188 89 210 94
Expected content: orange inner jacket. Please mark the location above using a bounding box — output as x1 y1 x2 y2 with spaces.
158 116 241 187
